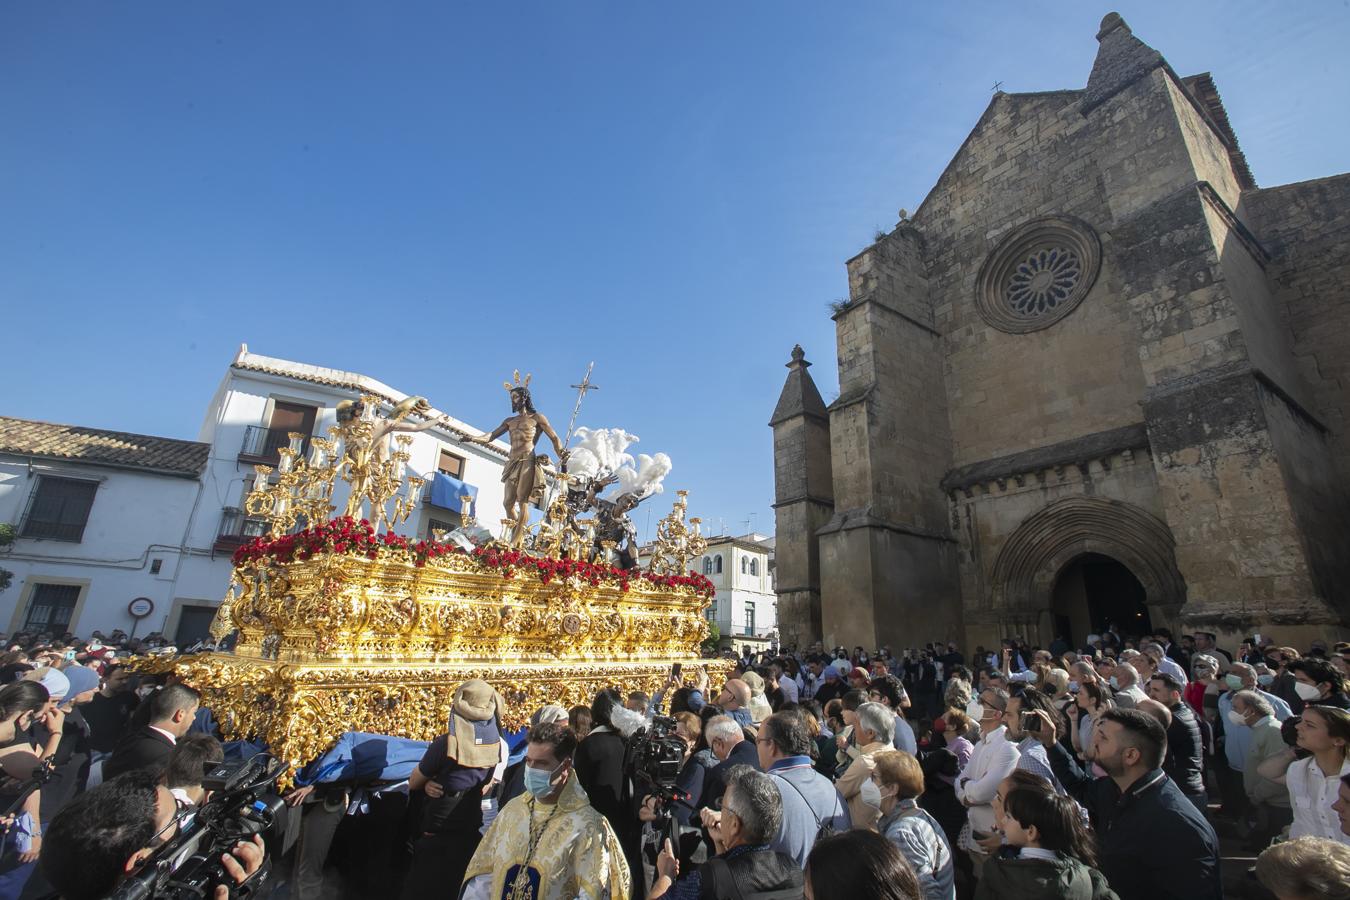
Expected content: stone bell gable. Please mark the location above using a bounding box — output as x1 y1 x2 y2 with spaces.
774 12 1350 652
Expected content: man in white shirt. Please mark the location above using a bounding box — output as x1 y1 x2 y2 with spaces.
1145 642 1188 686
954 687 1020 872
771 660 799 705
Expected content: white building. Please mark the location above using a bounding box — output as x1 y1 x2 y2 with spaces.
0 416 210 640
0 345 509 643
698 533 777 654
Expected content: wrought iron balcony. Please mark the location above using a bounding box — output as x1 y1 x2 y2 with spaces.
238 426 310 466
215 506 271 549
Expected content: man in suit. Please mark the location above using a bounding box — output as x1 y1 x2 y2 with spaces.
698 715 762 814
103 683 200 780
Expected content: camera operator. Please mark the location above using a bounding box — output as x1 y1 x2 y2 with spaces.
639 714 714 830
163 735 224 810
37 770 263 900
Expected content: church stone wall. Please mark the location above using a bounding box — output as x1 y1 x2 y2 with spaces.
819 224 962 651
1243 175 1350 487
777 15 1350 652
915 70 1222 470
1111 184 1345 639
1165 75 1248 215
1257 384 1350 626
954 447 1164 650
1203 199 1308 408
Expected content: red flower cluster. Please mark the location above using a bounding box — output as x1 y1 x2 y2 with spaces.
231 516 389 566
231 517 715 598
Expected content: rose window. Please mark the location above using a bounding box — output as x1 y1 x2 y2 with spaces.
975 216 1102 334
1005 247 1083 317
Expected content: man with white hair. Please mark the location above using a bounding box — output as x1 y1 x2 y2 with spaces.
1113 663 1148 710
698 715 760 815
652 766 802 899
1216 660 1293 824
834 702 893 831
1231 690 1291 848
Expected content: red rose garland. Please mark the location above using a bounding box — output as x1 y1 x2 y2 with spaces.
231 516 714 598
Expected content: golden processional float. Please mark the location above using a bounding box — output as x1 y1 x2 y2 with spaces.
146 372 728 784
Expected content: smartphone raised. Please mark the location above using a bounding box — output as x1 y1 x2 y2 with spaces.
1021 711 1042 733
670 662 683 679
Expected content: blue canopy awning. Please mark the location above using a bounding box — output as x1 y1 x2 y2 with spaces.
428 472 478 513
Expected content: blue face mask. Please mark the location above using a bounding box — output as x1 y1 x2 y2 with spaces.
1068 681 1080 694
1257 673 1275 687
1108 676 1119 690
523 761 564 799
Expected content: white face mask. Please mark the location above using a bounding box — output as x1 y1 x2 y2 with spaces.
965 699 985 722
1294 681 1323 701
1226 709 1249 727
1108 676 1119 689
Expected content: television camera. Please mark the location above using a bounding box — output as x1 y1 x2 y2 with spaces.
624 715 691 850
108 754 287 900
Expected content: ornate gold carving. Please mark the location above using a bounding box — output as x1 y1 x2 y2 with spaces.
184 389 723 787
647 491 708 576
133 652 729 789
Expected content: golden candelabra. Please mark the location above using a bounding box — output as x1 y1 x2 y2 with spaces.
162 397 724 784
244 433 340 536
646 490 708 575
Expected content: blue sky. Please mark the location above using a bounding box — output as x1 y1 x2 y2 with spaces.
2 2 1347 543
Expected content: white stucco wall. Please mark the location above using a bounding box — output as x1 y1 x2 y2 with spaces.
2 354 510 643
171 364 509 638
0 457 202 637
699 537 777 643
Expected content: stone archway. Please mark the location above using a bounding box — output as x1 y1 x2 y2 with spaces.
991 497 1186 640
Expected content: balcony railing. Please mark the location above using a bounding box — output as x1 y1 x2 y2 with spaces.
215 507 270 549
238 426 310 465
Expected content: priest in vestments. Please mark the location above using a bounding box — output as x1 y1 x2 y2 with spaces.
460 721 631 900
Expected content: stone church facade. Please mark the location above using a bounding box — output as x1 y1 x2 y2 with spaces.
772 14 1350 653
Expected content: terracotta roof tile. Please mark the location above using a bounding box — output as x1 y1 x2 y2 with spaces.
0 416 209 477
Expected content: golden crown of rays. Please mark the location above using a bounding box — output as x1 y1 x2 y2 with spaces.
503 370 532 392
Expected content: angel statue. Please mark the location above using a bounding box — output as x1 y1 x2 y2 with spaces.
463 371 567 543
591 490 641 569
335 394 447 521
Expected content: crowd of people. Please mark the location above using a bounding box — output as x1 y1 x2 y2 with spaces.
2 625 1350 899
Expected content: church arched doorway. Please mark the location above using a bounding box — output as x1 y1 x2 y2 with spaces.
1050 552 1152 648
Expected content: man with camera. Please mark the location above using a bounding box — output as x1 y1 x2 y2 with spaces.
37 770 264 900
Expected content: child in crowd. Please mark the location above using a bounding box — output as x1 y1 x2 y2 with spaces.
977 779 1118 900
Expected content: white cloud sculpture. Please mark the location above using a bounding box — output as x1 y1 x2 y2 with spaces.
568 427 672 501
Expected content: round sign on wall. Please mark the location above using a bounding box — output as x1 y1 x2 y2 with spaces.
128 597 155 619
